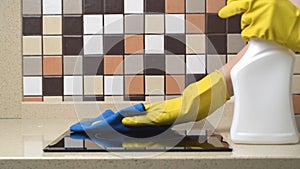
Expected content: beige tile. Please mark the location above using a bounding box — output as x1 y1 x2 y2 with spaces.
145 76 165 95
104 96 124 102
292 75 300 94
84 76 103 95
227 34 246 54
43 16 62 35
186 34 205 54
23 36 42 55
43 96 63 102
145 96 165 103
294 54 300 74
145 14 164 34
43 36 62 55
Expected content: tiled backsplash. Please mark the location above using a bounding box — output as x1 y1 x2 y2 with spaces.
22 0 299 102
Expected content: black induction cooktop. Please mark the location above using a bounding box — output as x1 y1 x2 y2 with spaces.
44 129 232 152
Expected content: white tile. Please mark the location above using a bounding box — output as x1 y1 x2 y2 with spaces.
64 76 83 95
166 14 185 34
186 55 206 74
84 15 103 34
104 15 123 34
125 0 144 13
84 35 103 54
23 77 42 96
104 76 124 95
43 0 62 14
145 35 164 54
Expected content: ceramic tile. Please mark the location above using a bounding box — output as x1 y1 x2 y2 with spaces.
145 35 164 54
186 0 205 13
228 14 242 33
206 34 227 54
63 56 83 75
145 14 164 34
23 0 41 15
23 77 43 96
64 96 83 101
165 34 186 54
84 76 104 95
84 0 104 14
145 76 165 95
83 96 105 101
43 0 62 14
166 55 185 74
104 14 123 34
145 0 165 13
23 97 43 102
104 76 124 95
145 54 165 75
206 0 226 13
207 55 226 73
23 17 42 35
165 14 185 34
43 16 62 35
43 36 62 55
84 35 103 54
23 36 42 55
294 55 300 74
84 15 103 34
43 77 63 96
83 56 104 75
145 96 165 103
125 15 144 34
63 0 82 14
63 36 83 55
227 34 246 54
124 95 145 101
186 34 206 54
103 35 124 55
166 75 185 94
23 57 42 76
206 14 226 34
293 95 300 114
43 56 63 76
125 76 144 95
125 35 144 54
186 55 206 74
104 55 123 75
125 0 143 13
63 16 83 35
104 0 124 14
124 55 144 75
186 14 205 33
185 74 206 86
166 0 185 13
292 75 300 94
64 76 83 95
43 96 63 102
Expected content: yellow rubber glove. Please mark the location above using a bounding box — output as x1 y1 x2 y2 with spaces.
122 70 230 126
218 0 300 52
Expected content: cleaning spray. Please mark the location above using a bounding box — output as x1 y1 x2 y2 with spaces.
230 38 299 144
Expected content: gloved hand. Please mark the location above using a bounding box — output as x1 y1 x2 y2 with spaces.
218 0 300 52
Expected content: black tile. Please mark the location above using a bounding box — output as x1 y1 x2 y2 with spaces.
83 56 104 75
63 16 83 35
43 77 63 96
206 34 227 54
103 35 124 55
23 17 42 35
104 0 124 14
185 74 206 87
84 0 104 14
83 95 105 101
145 55 165 75
165 35 186 55
124 95 145 101
206 14 226 34
227 14 242 33
63 36 83 55
145 0 165 13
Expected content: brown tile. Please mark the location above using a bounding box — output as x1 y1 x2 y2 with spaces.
125 35 144 54
166 0 185 13
104 55 123 75
206 0 226 13
23 97 43 102
166 75 185 95
186 14 205 33
125 76 144 95
293 95 300 115
43 56 63 76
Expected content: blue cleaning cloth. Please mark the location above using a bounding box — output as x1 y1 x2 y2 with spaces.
70 109 114 132
70 103 170 136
